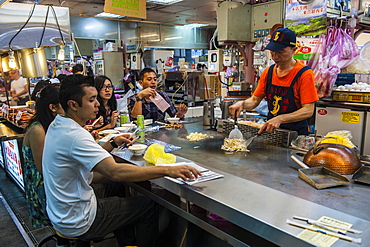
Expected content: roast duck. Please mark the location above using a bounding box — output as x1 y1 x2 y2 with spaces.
303 143 361 175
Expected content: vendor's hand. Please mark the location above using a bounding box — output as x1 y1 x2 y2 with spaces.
13 96 19 101
259 115 283 134
229 101 244 118
108 110 119 128
138 87 156 99
176 104 188 118
166 165 202 181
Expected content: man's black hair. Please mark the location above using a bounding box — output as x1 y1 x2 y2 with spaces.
139 68 156 81
59 75 94 111
72 64 83 74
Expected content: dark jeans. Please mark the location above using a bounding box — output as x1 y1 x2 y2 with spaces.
78 182 158 247
17 95 30 106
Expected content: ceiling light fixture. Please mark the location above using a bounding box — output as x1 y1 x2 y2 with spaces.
146 0 183 5
57 44 65 61
8 50 16 68
95 12 125 18
181 24 209 28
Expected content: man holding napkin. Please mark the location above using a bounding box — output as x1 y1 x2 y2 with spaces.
128 68 187 122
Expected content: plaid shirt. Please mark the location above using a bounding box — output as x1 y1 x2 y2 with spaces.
128 91 177 122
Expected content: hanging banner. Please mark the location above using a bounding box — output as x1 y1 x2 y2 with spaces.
104 0 146 19
285 0 327 36
293 37 322 60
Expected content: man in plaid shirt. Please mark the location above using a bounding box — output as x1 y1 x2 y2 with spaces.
128 68 187 122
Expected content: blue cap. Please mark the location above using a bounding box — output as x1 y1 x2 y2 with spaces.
265 28 297 52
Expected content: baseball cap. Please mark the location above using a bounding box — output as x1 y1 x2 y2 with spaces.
264 28 297 52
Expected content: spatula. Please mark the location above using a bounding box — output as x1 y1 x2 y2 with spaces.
228 110 243 139
244 133 260 149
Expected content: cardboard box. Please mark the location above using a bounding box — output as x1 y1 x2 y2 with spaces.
201 75 222 100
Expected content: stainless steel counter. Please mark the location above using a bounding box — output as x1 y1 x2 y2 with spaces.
113 118 370 246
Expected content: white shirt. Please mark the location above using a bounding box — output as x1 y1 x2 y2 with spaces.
10 77 28 98
43 115 111 236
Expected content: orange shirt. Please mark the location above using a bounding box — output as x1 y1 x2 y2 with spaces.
254 61 318 108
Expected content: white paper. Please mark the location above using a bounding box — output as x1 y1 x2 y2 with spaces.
157 162 224 185
149 94 170 113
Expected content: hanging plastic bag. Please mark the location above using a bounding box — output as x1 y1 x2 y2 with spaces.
308 27 359 98
143 143 176 165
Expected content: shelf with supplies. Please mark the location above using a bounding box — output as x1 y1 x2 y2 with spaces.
164 71 203 106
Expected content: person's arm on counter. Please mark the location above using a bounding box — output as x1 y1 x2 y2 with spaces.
100 133 133 153
93 156 202 182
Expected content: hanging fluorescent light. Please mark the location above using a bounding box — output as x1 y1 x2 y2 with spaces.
164 36 183 40
95 12 125 18
8 50 17 68
146 0 183 5
57 45 65 61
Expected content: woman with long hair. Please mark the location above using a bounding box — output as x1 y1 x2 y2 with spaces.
87 75 119 132
22 84 64 228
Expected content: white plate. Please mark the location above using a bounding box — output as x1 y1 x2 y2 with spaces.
101 129 120 135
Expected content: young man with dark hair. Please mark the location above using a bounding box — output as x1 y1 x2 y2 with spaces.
43 75 201 246
128 68 188 122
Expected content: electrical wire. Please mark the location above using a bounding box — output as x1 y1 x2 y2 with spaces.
8 3 37 49
171 74 189 105
38 5 50 48
49 4 66 46
218 73 231 87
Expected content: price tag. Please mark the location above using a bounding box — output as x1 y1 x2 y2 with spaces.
15 111 24 122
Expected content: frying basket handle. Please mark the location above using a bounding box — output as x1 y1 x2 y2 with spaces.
291 155 309 169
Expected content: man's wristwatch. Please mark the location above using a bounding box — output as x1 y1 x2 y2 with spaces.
136 96 143 101
109 138 118 148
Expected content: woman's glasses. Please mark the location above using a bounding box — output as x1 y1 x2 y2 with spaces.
101 85 113 90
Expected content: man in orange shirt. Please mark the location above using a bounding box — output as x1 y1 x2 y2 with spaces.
230 28 318 135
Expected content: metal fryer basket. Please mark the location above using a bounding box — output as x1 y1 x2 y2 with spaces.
223 121 298 147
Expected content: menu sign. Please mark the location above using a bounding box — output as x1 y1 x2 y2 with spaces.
3 139 24 189
104 0 146 19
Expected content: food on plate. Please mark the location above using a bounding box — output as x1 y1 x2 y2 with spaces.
221 138 247 152
166 123 182 129
186 132 208 142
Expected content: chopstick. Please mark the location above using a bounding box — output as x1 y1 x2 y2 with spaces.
293 216 362 234
286 219 361 244
119 136 140 150
91 116 102 126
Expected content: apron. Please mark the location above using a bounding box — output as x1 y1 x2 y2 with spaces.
266 64 311 136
